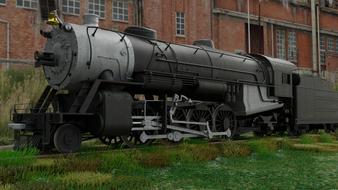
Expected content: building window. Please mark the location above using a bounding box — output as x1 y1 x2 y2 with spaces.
276 29 286 60
17 0 38 9
176 12 185 36
322 0 338 9
328 37 335 51
288 31 297 62
112 0 128 22
320 36 326 65
88 0 105 18
62 0 80 15
276 29 298 62
336 39 338 53
0 0 6 5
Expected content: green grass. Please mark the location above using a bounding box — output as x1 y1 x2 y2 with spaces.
2 138 338 189
152 150 338 189
300 134 317 144
0 148 39 186
319 132 334 143
0 148 39 168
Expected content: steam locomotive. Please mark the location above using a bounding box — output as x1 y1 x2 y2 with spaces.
8 15 338 153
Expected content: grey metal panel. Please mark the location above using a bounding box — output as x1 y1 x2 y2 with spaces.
262 56 297 98
232 84 282 116
43 24 135 90
296 75 338 124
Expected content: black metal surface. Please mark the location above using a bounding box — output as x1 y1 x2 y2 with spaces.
97 90 133 137
53 124 81 153
296 75 338 124
34 51 57 67
69 82 91 113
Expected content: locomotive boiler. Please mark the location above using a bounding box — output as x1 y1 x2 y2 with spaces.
9 15 338 153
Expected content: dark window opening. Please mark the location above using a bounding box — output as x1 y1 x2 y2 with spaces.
282 73 291 84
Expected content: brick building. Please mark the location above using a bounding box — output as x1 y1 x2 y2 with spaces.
0 0 338 77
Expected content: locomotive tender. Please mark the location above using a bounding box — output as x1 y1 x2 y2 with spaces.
8 15 338 153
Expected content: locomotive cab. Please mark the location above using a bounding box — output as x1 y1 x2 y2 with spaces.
263 56 297 98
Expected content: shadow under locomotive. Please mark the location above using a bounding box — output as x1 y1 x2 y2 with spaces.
8 14 338 153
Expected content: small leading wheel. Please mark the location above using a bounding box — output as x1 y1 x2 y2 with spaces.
54 124 81 153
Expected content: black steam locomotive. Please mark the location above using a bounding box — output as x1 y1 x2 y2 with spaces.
8 16 338 153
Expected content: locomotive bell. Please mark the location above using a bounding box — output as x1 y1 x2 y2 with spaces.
46 10 63 26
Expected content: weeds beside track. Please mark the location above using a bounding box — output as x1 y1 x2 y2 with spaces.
2 135 338 189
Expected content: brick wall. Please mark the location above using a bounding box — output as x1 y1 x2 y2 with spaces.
213 0 338 72
0 0 45 60
0 0 338 74
324 52 338 82
143 0 211 44
0 22 6 58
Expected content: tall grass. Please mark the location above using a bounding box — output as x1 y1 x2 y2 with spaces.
300 134 317 144
0 148 39 168
0 148 39 185
1 137 338 189
0 68 46 142
57 172 112 188
247 138 279 156
319 132 334 143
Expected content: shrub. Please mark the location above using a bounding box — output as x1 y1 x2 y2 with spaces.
299 134 316 144
99 152 141 173
136 150 171 168
0 137 11 146
0 167 20 185
12 182 59 190
290 144 337 152
52 156 101 173
319 132 334 143
178 144 222 162
0 184 12 190
57 172 112 188
217 141 251 157
247 138 278 156
109 175 152 190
